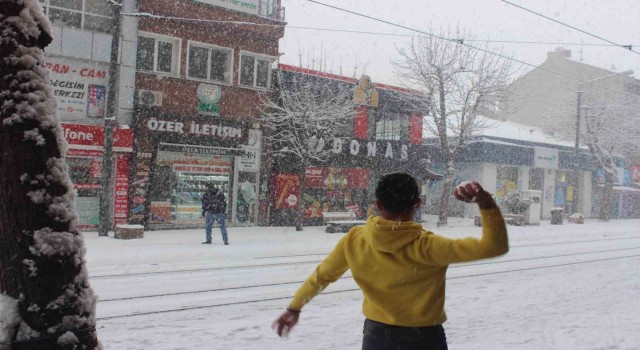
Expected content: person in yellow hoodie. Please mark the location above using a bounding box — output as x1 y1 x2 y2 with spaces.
273 173 509 349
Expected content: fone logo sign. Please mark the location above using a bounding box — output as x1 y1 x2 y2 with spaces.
62 123 103 146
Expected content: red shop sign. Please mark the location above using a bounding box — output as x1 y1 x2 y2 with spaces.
305 167 328 188
61 123 133 150
345 168 369 189
113 156 130 225
274 174 300 209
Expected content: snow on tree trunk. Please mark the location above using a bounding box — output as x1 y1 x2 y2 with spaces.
295 167 307 231
437 160 455 227
0 1 100 349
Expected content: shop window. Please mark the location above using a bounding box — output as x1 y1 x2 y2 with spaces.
529 168 544 191
137 33 181 77
376 114 409 141
239 51 275 89
151 150 234 224
187 42 233 84
40 0 113 33
67 157 101 227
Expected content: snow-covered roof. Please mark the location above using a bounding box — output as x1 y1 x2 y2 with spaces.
480 118 576 147
424 116 577 148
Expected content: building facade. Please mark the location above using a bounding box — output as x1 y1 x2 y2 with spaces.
41 0 138 229
423 120 625 220
499 48 640 218
127 0 284 229
266 65 439 226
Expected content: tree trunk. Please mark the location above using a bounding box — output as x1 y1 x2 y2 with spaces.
599 171 615 222
437 159 455 227
295 167 307 231
0 2 99 349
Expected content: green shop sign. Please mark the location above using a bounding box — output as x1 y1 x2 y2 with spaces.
197 83 222 116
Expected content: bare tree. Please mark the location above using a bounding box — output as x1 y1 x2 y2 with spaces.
0 0 99 348
580 89 640 221
393 27 513 226
260 71 355 231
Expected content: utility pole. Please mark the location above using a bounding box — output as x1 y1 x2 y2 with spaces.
572 89 582 214
99 0 122 237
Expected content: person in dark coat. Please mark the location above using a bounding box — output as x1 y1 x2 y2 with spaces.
201 185 229 245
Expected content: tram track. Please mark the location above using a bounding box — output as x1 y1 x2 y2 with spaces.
96 249 640 320
91 234 640 280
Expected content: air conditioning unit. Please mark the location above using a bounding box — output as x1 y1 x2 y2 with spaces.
138 90 163 107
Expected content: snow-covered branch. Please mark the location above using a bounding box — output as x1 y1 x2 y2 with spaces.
259 71 355 164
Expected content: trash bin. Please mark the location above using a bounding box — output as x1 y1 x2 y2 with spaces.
551 208 564 225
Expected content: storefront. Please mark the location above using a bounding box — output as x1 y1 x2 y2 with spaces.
128 109 258 229
269 139 434 226
61 122 133 230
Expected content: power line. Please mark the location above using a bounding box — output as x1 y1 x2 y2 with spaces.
305 0 640 98
121 9 640 98
501 0 639 56
285 26 640 47
123 13 637 47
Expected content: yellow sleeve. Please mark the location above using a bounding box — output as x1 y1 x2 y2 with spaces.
288 235 350 311
424 207 509 265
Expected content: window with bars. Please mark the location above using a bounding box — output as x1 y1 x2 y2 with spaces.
187 42 233 84
239 52 275 89
137 34 181 77
39 0 113 33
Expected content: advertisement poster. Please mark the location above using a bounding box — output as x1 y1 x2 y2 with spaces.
45 56 109 119
150 202 171 223
129 159 151 224
114 156 130 225
274 174 300 209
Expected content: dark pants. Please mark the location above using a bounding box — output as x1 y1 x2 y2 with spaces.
362 319 448 350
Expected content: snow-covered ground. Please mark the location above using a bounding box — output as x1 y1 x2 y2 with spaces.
85 216 640 350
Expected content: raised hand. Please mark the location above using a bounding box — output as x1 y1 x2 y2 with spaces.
454 181 496 209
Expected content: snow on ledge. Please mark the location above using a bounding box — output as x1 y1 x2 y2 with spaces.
116 224 145 229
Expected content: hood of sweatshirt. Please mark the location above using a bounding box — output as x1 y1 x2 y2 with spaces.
362 216 424 253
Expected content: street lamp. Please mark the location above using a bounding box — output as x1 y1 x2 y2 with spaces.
572 70 633 214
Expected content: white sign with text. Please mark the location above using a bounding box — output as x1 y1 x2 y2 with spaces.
534 147 559 169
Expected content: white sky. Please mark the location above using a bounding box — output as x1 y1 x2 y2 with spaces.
279 0 640 87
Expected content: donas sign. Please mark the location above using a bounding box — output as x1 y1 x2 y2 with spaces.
197 83 222 116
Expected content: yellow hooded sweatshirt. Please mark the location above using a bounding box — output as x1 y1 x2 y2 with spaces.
288 207 508 327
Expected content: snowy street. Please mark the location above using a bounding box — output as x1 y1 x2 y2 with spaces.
86 218 640 350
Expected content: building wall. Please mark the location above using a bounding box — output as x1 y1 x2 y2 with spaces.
128 0 284 228
135 0 283 121
504 48 633 141
43 0 138 125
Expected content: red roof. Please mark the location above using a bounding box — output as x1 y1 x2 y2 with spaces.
279 64 422 96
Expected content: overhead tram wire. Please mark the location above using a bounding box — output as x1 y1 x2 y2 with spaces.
122 9 640 98
501 0 640 56
304 0 640 99
120 13 638 47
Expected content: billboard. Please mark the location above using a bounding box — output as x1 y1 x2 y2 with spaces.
45 56 109 120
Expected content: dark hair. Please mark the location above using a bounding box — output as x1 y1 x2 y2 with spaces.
375 172 420 214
